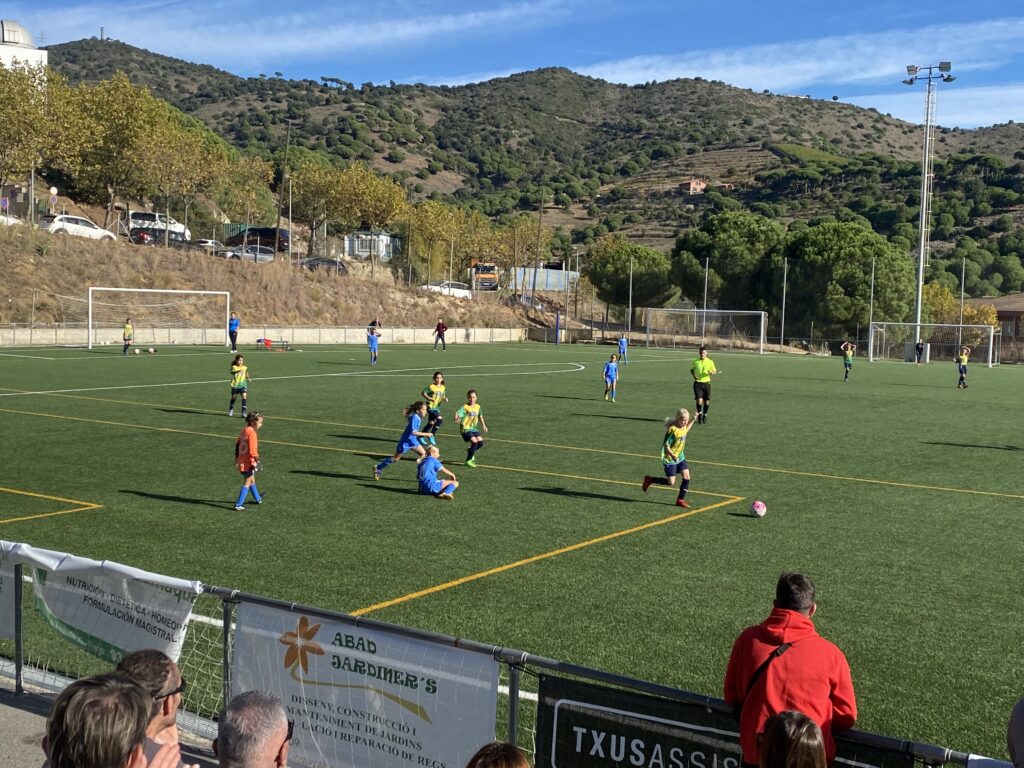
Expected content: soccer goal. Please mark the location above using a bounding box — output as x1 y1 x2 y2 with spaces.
86 288 232 349
643 308 767 353
868 322 998 366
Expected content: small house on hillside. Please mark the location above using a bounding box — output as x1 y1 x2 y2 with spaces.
678 178 709 195
342 230 400 262
968 292 1024 338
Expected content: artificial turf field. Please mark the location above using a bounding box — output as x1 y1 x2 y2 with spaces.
0 341 1021 758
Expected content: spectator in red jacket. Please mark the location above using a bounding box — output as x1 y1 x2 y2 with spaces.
433 317 448 351
724 572 857 768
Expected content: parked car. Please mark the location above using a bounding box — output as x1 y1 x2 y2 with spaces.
128 211 191 240
39 214 116 241
220 244 276 263
300 257 348 274
421 280 472 299
224 227 290 252
0 213 22 226
128 227 188 246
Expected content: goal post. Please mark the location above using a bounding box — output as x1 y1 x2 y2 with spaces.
643 308 767 354
87 288 232 349
868 322 997 367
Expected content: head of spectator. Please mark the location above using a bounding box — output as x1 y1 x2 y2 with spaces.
759 711 826 768
465 742 530 768
214 690 291 768
775 571 816 617
116 649 185 740
44 672 152 768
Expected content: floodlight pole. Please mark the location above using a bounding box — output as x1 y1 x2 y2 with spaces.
904 62 955 345
779 257 787 352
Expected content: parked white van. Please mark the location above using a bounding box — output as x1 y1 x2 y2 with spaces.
128 211 191 240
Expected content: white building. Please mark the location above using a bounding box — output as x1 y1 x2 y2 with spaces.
0 20 47 69
341 230 400 262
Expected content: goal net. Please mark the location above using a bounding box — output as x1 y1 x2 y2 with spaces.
644 308 767 353
868 322 998 366
86 288 231 349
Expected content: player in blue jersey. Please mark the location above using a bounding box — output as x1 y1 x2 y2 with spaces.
374 402 432 479
641 408 694 508
618 333 629 364
416 445 459 500
603 354 619 402
367 325 380 366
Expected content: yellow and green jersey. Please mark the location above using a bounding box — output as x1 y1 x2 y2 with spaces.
691 357 716 382
456 403 482 434
230 364 249 389
123 323 133 340
843 348 854 363
662 423 691 465
422 383 446 410
958 352 969 365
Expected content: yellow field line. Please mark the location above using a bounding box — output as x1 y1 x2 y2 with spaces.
7 392 1022 501
352 495 743 616
0 486 103 526
0 406 734 498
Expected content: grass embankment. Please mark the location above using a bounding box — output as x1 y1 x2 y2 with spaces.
0 224 529 327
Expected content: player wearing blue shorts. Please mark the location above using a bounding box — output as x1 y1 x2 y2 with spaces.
841 341 854 382
416 445 459 500
957 345 971 388
374 402 432 479
455 389 488 467
641 408 694 508
420 371 448 444
603 354 619 402
618 333 629 364
367 326 380 366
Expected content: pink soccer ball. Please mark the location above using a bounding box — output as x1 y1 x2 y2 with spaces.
750 500 767 518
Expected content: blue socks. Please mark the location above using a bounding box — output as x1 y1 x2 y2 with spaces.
249 484 262 503
376 457 394 472
236 487 248 507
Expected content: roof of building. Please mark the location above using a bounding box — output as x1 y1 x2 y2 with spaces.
0 20 35 48
967 293 1024 312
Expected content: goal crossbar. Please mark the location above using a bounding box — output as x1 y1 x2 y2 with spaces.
868 321 997 367
87 287 232 349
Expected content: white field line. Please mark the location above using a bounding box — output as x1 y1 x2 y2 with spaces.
0 362 588 398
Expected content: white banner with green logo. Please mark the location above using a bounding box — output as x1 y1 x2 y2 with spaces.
0 541 201 662
233 602 499 768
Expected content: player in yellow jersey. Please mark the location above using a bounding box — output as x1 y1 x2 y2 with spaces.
840 341 855 382
957 345 971 388
228 354 251 417
420 371 448 445
454 389 488 467
122 318 134 356
690 346 719 424
641 408 694 508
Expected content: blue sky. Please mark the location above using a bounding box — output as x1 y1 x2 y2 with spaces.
12 0 1024 129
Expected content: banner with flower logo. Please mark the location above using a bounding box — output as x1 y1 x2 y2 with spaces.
232 603 500 768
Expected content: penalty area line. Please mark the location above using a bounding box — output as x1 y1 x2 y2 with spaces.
351 494 743 616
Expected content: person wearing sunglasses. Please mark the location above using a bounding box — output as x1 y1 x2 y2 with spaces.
116 650 191 768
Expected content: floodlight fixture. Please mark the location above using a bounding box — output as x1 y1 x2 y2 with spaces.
939 61 951 72
942 74 956 82
903 77 916 85
906 65 919 76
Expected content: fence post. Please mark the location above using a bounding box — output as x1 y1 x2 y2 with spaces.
507 661 521 746
14 563 24 695
221 597 236 706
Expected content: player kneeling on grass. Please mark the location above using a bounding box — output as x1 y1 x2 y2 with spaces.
641 408 694 508
455 389 488 467
234 412 264 511
417 445 459 500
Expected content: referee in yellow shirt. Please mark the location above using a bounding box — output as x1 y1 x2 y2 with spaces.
690 346 719 424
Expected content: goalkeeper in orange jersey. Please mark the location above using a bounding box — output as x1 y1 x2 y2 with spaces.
234 412 264 511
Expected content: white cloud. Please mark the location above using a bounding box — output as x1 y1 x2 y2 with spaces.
846 84 1024 129
577 17 1024 92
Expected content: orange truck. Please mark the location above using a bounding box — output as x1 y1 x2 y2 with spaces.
469 259 499 290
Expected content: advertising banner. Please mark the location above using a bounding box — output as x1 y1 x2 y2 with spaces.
232 603 499 768
536 675 914 768
0 542 202 662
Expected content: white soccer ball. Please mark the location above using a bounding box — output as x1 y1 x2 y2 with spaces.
750 500 767 518
147 347 155 354
134 348 141 355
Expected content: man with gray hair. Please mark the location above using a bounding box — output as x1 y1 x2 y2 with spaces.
43 672 181 768
214 690 292 768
